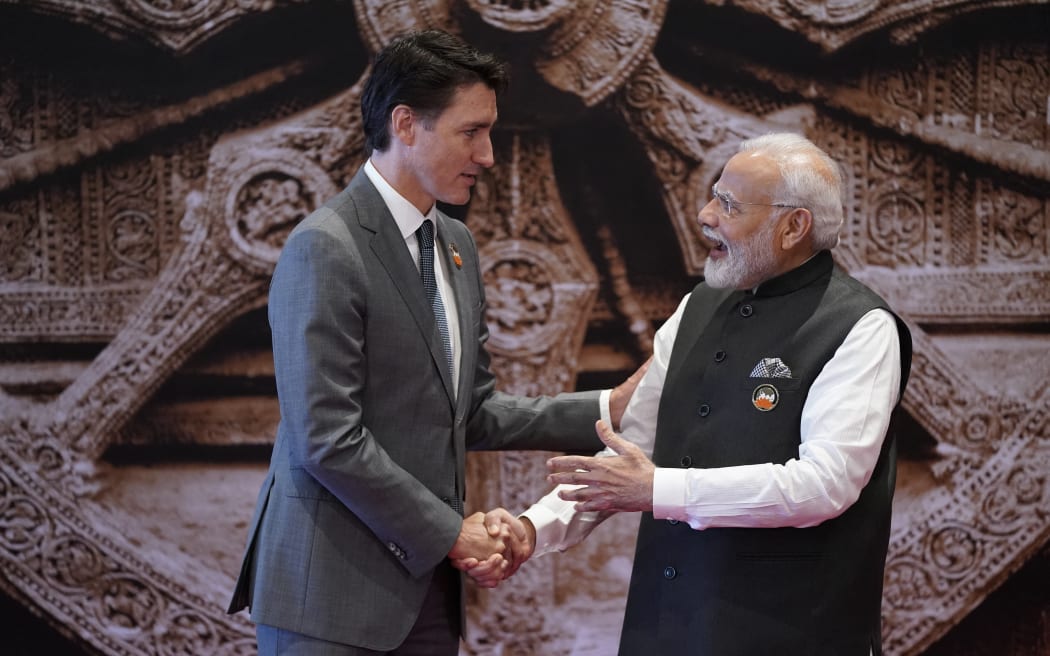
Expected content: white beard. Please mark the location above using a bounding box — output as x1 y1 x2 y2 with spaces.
703 221 778 289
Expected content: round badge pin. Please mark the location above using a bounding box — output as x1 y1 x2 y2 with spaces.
752 384 779 412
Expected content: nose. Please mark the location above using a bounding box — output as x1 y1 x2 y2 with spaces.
697 198 719 229
475 135 495 168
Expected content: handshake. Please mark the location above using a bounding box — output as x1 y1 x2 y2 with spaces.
445 357 654 588
445 420 658 587
447 508 537 589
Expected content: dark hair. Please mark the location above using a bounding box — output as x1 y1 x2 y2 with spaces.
361 29 509 153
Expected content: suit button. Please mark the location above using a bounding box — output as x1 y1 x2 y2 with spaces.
663 566 677 580
681 456 692 467
698 404 710 417
740 304 753 317
714 350 726 362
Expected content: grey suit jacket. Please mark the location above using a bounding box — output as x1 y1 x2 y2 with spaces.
228 169 601 650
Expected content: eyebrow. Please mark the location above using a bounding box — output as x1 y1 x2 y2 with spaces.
463 116 496 128
712 184 737 201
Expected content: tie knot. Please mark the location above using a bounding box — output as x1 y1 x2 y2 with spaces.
417 220 435 249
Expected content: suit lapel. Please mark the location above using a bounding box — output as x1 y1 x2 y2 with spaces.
349 171 457 405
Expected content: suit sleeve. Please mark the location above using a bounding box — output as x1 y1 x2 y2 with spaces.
270 216 461 578
457 228 604 453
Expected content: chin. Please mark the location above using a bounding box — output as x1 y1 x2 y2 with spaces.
703 263 732 289
441 191 472 206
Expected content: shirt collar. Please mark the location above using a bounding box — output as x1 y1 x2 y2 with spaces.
363 159 436 240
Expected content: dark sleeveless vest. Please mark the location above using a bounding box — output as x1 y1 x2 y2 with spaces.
618 251 912 656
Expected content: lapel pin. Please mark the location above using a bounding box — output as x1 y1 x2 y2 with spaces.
449 243 462 269
752 384 779 412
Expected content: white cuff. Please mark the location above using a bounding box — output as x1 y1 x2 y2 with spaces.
652 467 688 521
520 504 564 557
599 388 612 427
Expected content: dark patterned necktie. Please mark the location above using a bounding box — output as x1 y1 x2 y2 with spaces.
416 220 453 378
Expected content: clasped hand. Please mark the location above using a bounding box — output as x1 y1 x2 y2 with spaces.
449 509 534 588
449 359 652 588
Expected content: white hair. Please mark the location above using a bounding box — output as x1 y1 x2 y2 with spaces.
737 133 845 250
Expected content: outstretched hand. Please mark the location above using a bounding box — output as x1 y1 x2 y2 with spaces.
546 419 655 513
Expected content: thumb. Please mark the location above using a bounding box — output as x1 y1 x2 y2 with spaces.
595 419 632 454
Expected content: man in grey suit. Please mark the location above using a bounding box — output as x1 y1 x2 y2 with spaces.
228 30 639 655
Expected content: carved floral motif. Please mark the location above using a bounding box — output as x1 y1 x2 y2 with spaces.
0 2 1047 656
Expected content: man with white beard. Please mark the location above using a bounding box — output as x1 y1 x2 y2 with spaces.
464 133 914 655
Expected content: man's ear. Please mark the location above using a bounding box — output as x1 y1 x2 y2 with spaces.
390 104 415 146
779 208 813 251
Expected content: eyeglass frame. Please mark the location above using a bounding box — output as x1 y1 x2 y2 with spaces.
710 184 806 217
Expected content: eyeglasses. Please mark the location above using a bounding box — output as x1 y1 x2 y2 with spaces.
711 185 804 217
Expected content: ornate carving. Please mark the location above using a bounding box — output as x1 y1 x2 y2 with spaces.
464 0 576 31
783 0 880 24
597 225 655 357
214 152 339 272
856 268 1050 323
718 0 1046 52
534 0 668 107
0 63 34 158
352 0 452 54
2 0 299 53
0 60 311 195
613 55 790 275
0 205 42 282
0 2 1047 656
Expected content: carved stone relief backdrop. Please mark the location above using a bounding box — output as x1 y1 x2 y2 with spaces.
0 0 1047 654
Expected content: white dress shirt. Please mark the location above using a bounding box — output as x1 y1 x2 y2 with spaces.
524 293 902 555
364 160 461 394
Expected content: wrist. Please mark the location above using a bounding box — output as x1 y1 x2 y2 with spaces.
520 516 536 550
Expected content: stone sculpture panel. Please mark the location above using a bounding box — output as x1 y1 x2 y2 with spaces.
0 1 1047 654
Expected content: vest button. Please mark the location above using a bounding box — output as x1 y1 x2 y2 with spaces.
663 566 677 580
740 304 753 317
667 519 679 525
714 350 726 362
698 404 710 417
680 455 692 467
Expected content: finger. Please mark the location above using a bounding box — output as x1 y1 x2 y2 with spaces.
466 568 503 588
573 499 609 513
547 455 595 473
451 557 479 571
547 469 603 486
484 507 512 536
486 520 502 538
502 515 528 542
471 573 503 589
555 485 604 503
467 554 504 577
468 554 508 588
506 539 533 574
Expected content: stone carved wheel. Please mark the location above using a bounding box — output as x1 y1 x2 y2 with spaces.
0 1 1047 655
